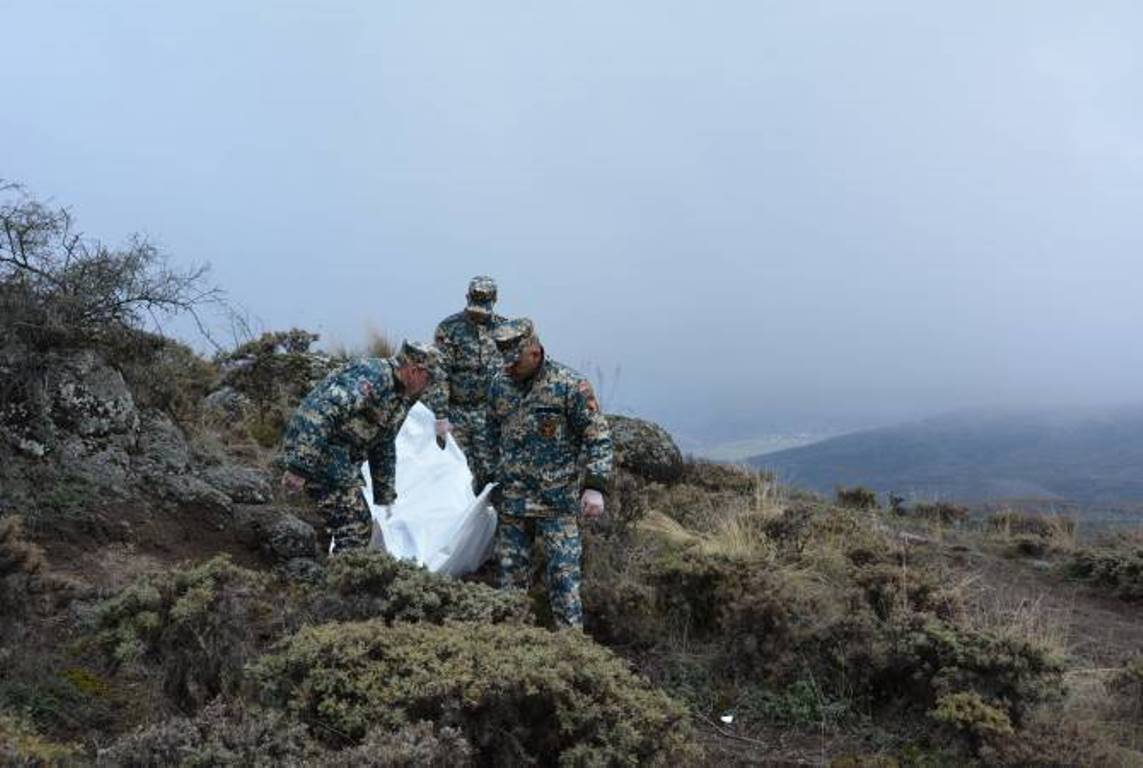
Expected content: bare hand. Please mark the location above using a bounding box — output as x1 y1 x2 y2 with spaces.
580 489 605 520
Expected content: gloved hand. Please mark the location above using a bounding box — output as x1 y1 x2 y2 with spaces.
580 489 605 520
435 418 453 437
281 471 306 494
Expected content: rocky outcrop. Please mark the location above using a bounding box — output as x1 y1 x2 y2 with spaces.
233 505 317 561
200 466 273 505
202 386 253 420
606 415 684 483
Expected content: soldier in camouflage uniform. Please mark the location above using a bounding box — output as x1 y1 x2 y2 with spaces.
424 276 505 490
279 341 439 554
486 318 613 628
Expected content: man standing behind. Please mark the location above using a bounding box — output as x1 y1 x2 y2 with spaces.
425 276 505 490
279 341 438 554
486 318 613 629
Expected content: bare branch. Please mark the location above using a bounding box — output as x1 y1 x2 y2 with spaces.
1 182 227 351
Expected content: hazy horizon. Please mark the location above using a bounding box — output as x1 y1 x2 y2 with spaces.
5 2 1142 444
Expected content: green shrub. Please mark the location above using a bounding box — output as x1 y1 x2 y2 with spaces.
311 551 531 626
988 511 1075 540
111 334 218 426
738 678 852 726
0 658 120 742
0 712 79 766
880 618 1066 726
852 560 963 623
909 502 970 526
837 486 879 510
1110 657 1143 722
97 699 315 767
976 719 1133 768
759 503 814 555
1067 539 1143 602
1 515 44 618
92 556 277 711
930 691 1014 740
218 329 333 447
321 721 473 768
251 620 700 766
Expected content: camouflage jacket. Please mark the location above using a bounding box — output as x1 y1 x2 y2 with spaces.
280 357 413 504
486 356 613 517
424 311 505 418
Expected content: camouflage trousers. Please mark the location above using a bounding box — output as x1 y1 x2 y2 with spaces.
308 483 373 554
496 514 583 628
451 405 492 491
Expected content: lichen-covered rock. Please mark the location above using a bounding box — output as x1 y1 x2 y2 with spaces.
606 414 684 483
280 557 323 582
267 515 317 561
46 350 139 439
155 473 233 515
135 411 190 473
202 386 253 419
200 465 272 504
233 506 316 561
57 439 133 489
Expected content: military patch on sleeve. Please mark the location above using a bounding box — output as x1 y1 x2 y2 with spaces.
578 380 599 413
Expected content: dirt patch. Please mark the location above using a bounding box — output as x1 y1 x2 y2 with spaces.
40 500 266 590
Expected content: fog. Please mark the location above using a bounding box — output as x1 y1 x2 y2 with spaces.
4 1 1142 446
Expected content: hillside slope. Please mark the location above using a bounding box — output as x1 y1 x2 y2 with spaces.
750 406 1143 502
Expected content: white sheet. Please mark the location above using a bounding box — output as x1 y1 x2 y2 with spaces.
361 402 496 576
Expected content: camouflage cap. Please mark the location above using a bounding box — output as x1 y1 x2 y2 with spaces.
466 275 497 315
491 317 535 365
394 340 440 374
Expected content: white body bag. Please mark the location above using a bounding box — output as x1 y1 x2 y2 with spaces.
361 402 496 577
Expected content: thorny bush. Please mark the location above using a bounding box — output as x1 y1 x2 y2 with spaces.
252 620 701 766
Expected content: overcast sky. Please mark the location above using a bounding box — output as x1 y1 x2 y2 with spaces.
4 1 1142 444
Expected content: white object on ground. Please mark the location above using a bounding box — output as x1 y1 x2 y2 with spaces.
361 402 496 576
720 714 735 725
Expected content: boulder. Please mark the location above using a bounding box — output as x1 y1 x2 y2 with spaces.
45 350 139 439
202 386 252 419
606 415 684 483
266 514 317 560
233 505 316 561
134 411 190 473
200 465 273 504
280 557 323 582
57 439 132 489
154 473 233 516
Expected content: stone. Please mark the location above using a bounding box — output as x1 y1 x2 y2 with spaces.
200 465 272 504
45 350 139 439
58 439 132 489
280 557 323 582
155 473 233 515
233 505 315 561
135 411 190 473
203 386 252 419
266 514 317 560
606 414 684 483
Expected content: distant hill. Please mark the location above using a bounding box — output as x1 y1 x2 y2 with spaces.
749 406 1143 503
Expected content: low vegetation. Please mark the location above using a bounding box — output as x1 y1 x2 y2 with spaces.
1067 532 1143 602
2 184 1142 765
